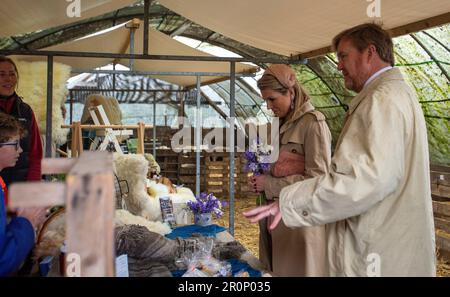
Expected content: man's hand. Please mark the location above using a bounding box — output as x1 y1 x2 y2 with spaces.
272 150 305 177
243 201 282 230
248 175 266 193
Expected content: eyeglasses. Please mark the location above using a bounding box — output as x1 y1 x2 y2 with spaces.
0 141 20 150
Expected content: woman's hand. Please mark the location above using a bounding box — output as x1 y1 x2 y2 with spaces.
243 201 282 231
272 150 305 177
17 207 48 231
248 175 266 193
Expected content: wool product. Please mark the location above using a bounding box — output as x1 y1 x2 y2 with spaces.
113 153 162 221
80 94 122 125
144 153 161 175
115 209 171 236
147 179 170 197
158 176 176 193
34 208 171 260
13 58 71 145
115 225 246 277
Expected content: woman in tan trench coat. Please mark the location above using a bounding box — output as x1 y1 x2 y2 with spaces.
249 64 332 276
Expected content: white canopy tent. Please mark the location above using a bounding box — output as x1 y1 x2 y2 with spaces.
13 21 258 87
0 0 136 37
159 0 450 58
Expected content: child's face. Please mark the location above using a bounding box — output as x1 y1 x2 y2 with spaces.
0 135 22 169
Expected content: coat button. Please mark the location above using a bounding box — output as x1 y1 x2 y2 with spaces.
302 210 308 216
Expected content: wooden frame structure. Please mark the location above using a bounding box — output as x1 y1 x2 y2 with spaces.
9 152 115 277
62 123 152 157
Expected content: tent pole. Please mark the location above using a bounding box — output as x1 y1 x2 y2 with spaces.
196 76 202 198
143 0 151 55
229 62 236 236
69 89 73 125
153 93 156 158
45 56 54 158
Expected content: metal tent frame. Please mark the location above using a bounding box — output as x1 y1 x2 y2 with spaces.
0 0 306 235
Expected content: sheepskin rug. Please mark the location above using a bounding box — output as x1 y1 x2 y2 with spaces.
113 153 196 223
35 208 171 259
115 209 171 236
13 58 71 145
113 153 162 221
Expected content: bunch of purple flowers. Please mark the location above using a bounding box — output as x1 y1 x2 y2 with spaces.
244 139 272 205
187 192 226 219
244 139 272 176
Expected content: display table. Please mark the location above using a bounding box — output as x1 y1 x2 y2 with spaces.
43 224 271 277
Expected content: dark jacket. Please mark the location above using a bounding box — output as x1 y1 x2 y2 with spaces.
0 94 42 186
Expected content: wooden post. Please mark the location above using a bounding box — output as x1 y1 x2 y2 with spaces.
65 152 115 277
70 121 83 157
137 122 145 154
9 152 115 277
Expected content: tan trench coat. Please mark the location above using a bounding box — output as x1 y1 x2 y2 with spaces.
260 101 332 276
280 68 436 276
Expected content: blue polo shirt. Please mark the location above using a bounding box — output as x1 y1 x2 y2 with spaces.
0 178 35 276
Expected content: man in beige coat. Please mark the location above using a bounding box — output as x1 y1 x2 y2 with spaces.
244 23 436 276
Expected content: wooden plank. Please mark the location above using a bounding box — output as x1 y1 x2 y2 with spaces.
431 164 450 173
436 234 450 255
42 158 76 175
136 122 145 154
8 182 66 208
433 201 450 218
435 217 450 234
430 171 450 187
65 152 114 277
431 184 450 198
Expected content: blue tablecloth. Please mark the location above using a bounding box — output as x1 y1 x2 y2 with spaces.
165 224 226 239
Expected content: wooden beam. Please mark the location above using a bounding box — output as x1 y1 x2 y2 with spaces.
435 217 450 234
433 201 450 218
8 182 66 208
388 13 450 39
42 158 76 175
294 12 450 60
137 122 146 154
65 152 115 277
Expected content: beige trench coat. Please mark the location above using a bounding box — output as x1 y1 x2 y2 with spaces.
260 101 332 276
280 68 436 276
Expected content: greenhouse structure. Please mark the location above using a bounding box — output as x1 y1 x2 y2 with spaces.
0 0 448 278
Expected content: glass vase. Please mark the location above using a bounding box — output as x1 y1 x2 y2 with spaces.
194 212 212 226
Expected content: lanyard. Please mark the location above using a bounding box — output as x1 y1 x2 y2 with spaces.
0 176 8 206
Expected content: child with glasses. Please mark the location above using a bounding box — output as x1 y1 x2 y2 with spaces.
0 113 47 276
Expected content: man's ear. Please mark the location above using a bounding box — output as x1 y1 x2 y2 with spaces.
367 44 377 59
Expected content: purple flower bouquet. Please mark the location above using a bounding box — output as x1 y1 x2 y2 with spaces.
187 192 226 221
244 139 272 206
